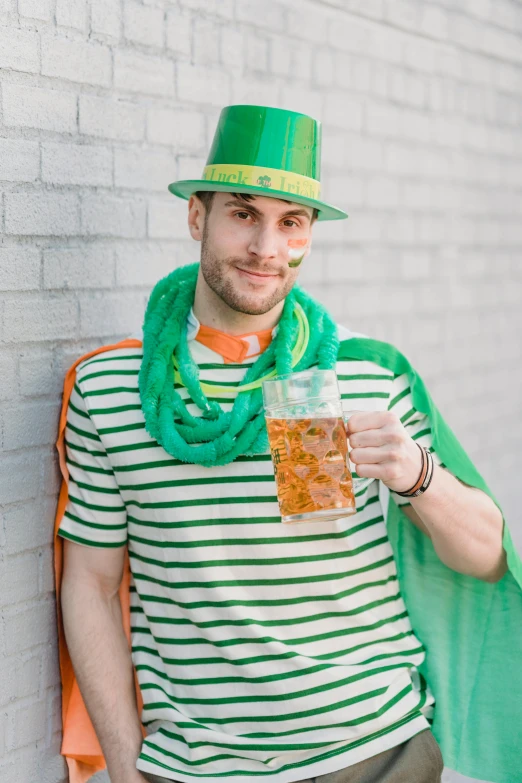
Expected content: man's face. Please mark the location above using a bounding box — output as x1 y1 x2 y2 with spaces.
191 192 314 316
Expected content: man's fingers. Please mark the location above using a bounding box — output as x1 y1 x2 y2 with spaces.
349 446 396 465
346 411 393 435
348 429 388 448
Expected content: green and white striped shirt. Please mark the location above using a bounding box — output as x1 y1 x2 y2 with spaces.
58 323 442 783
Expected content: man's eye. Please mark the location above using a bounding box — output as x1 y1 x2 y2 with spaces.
284 220 298 227
234 212 251 220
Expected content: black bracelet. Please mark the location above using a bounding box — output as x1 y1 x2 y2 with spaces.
395 445 434 497
409 448 434 497
395 443 426 497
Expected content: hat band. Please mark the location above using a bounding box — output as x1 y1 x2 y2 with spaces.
202 164 321 200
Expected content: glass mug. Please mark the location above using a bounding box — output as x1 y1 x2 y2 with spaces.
262 369 357 524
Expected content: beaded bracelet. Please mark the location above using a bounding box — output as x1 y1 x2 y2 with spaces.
395 443 435 498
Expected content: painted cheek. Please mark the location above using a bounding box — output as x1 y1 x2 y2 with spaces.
287 238 309 266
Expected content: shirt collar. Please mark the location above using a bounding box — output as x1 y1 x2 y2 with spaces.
187 308 278 364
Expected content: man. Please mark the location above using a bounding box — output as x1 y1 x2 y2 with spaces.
54 105 521 783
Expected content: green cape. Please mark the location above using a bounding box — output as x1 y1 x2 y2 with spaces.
338 337 522 783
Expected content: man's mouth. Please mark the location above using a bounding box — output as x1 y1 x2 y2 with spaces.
235 266 279 280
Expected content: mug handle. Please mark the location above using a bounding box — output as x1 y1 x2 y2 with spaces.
342 410 365 477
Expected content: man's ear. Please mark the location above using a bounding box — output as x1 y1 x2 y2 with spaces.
187 195 206 241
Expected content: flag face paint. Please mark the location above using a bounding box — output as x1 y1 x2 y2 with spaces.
287 238 309 268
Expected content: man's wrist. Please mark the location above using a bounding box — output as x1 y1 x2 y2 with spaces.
395 444 434 498
111 771 147 783
108 760 142 783
106 736 143 781
386 439 426 494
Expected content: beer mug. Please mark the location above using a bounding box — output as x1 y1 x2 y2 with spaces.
262 369 356 524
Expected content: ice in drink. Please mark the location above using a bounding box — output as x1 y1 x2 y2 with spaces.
266 415 356 523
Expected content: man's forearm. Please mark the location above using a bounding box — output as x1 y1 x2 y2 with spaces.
61 580 144 780
407 463 507 582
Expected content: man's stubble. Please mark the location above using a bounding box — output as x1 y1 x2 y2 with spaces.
199 217 296 317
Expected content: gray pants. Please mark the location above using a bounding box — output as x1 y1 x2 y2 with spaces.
141 728 444 783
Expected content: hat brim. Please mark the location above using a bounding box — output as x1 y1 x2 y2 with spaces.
167 180 348 221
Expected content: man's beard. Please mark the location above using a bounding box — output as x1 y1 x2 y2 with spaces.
199 224 295 316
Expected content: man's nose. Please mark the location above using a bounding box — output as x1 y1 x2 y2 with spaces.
247 226 278 259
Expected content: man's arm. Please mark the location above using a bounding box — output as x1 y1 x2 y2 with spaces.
60 539 147 783
401 466 507 583
347 411 508 584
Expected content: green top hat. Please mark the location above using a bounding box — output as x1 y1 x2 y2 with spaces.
168 104 348 222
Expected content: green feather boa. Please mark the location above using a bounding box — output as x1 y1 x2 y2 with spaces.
138 263 339 467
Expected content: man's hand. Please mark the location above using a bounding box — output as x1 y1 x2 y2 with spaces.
346 411 423 493
345 412 507 582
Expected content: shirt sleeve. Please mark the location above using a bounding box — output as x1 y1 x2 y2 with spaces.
386 371 445 508
57 378 128 548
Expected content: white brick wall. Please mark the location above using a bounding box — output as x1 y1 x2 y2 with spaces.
1 2 521 782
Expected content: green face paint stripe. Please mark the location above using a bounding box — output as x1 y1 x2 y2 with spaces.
288 254 305 268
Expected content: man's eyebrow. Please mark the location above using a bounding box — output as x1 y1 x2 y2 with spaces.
223 199 312 221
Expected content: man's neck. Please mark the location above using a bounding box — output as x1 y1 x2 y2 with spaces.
193 271 285 336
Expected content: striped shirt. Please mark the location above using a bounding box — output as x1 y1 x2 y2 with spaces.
58 323 442 783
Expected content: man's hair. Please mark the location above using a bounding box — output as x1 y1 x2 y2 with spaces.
194 191 319 223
